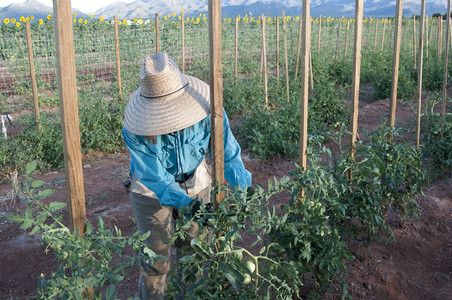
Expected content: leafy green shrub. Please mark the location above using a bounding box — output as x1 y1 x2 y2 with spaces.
9 161 162 299
422 56 443 92
223 77 265 116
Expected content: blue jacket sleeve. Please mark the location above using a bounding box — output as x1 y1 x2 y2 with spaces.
222 110 252 190
123 128 193 210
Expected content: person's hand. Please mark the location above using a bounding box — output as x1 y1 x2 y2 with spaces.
190 200 214 226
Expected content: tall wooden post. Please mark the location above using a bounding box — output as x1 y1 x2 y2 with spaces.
299 0 311 200
209 0 225 210
25 21 41 131
276 16 280 80
438 18 442 57
235 16 238 84
442 0 451 127
344 19 350 61
350 0 364 163
380 19 386 56
113 16 122 99
317 15 322 54
334 18 342 64
295 16 302 80
155 13 160 53
373 19 379 54
389 0 403 128
261 15 268 105
181 12 185 73
53 0 86 234
413 15 417 68
282 11 290 103
426 16 429 58
416 0 426 149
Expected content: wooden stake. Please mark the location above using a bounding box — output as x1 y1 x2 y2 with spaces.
261 15 268 106
413 15 417 68
181 12 185 73
344 19 350 61
52 0 86 234
442 0 451 128
113 16 122 99
25 21 40 131
350 0 363 162
235 16 238 84
317 15 322 54
276 16 280 80
380 19 386 57
389 0 403 128
373 18 379 54
416 0 426 149
438 18 442 57
299 0 311 200
295 16 302 80
426 16 429 58
282 10 290 103
155 13 160 53
208 0 225 210
334 18 342 64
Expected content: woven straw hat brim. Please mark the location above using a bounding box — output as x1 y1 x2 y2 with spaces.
123 75 210 136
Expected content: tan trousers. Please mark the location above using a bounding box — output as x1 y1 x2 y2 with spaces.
129 160 212 299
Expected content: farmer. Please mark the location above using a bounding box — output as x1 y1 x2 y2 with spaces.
122 51 252 299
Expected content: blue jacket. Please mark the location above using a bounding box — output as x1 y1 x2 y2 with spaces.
123 110 252 210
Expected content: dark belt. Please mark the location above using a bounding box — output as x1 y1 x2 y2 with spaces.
175 171 194 184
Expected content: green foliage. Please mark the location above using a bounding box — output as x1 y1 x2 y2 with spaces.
422 56 443 92
223 77 265 116
421 94 452 176
8 161 162 300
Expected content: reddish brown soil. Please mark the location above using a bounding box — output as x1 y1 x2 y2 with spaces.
0 95 451 299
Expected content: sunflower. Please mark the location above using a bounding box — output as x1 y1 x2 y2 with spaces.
84 20 87 24
39 19 43 25
4 18 10 24
47 15 52 20
11 18 16 23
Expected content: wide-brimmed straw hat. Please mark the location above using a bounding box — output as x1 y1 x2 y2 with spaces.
123 52 210 136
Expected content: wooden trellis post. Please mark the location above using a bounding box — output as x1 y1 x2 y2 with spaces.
380 18 386 57
235 16 238 84
334 18 342 64
282 10 290 102
113 16 122 99
373 18 379 54
155 13 160 53
442 0 451 131
317 15 322 54
261 15 268 106
276 16 280 80
426 16 429 58
53 0 86 234
438 18 442 57
349 0 363 171
389 0 403 128
25 21 40 131
416 0 426 149
413 15 417 68
344 19 350 61
209 0 225 210
295 16 302 80
299 0 311 200
181 12 185 73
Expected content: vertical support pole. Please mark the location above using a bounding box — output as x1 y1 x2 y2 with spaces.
181 12 185 73
413 15 417 68
295 16 302 80
344 19 350 61
113 16 122 99
235 16 238 84
389 0 403 128
276 16 280 80
334 18 342 64
209 0 225 210
317 15 322 54
438 18 442 57
299 0 311 200
380 18 386 56
442 0 451 128
349 0 363 171
53 0 86 234
365 18 371 53
261 15 268 106
282 10 290 103
416 0 426 149
373 18 379 54
155 13 160 53
25 21 41 131
426 16 429 58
